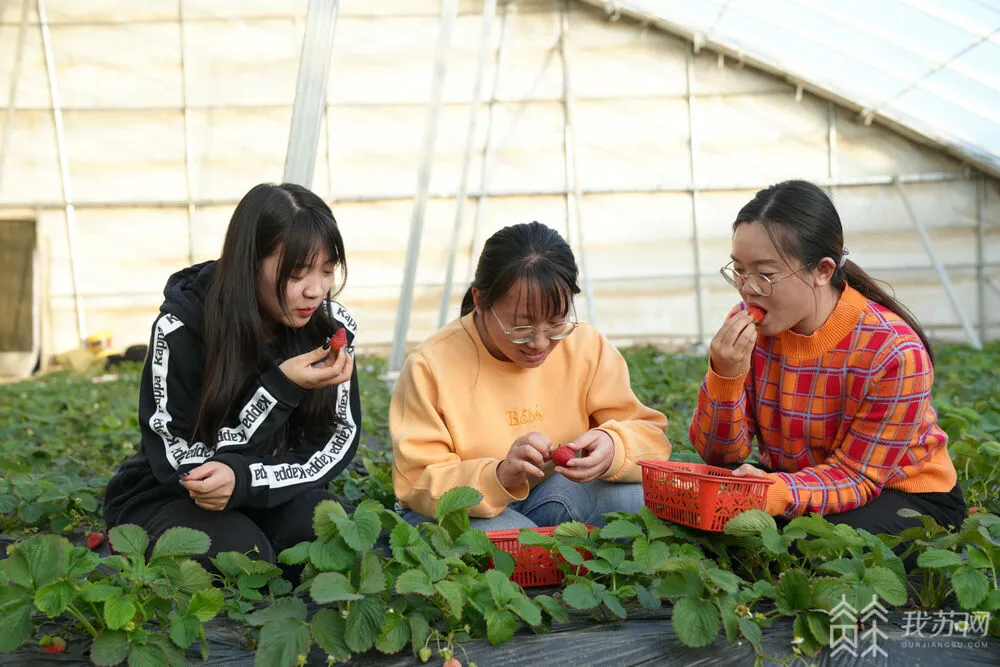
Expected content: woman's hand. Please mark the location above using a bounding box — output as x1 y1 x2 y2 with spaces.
497 432 552 490
555 429 615 483
709 311 757 378
731 463 767 478
279 345 353 390
181 462 236 511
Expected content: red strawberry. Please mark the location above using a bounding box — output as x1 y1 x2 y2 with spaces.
552 446 576 468
43 637 66 654
747 305 765 325
443 659 462 667
329 328 348 353
87 532 104 550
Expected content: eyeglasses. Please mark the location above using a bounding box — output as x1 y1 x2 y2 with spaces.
488 304 578 344
719 261 817 297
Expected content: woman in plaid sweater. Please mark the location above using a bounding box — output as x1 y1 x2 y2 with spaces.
690 180 966 534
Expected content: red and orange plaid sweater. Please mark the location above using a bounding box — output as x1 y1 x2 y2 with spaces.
689 285 957 518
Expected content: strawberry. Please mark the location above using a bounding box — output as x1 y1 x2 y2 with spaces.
552 445 575 468
43 637 66 654
443 659 462 667
87 532 104 550
747 305 765 325
329 328 348 353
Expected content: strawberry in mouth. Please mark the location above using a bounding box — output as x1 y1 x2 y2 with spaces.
747 305 766 325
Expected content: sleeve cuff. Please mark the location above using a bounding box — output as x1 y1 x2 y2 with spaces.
211 453 249 510
262 362 306 407
597 425 628 481
481 460 529 512
763 473 794 516
705 361 749 402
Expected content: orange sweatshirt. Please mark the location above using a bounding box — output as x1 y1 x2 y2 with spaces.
391 314 671 518
690 285 957 518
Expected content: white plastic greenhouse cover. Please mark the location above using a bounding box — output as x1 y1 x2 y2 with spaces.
580 0 1000 178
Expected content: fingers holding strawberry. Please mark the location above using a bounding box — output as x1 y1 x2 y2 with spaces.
497 432 552 490
554 430 614 483
281 328 354 389
710 309 758 378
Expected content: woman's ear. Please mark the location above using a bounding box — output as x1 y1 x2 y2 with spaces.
813 257 837 287
471 287 482 312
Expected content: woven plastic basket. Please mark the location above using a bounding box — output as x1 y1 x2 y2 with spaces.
486 525 592 587
638 460 774 532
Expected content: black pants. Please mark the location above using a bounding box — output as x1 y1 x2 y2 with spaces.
807 484 968 536
120 488 334 574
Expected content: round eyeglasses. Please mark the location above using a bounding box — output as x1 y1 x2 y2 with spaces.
488 304 579 344
719 261 816 297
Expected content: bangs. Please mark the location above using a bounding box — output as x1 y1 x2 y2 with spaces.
273 207 347 312
487 257 575 322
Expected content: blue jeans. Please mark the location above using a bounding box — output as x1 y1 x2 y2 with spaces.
399 474 645 530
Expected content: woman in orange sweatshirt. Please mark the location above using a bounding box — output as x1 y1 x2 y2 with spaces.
690 180 966 534
392 221 672 530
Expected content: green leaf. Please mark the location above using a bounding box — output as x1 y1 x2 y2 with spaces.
65 547 101 577
517 529 556 547
760 526 787 555
151 527 210 558
434 580 465 618
313 499 350 540
534 594 569 622
636 583 662 610
557 543 587 566
103 594 136 630
775 570 811 615
309 537 356 572
91 630 130 667
177 560 212 595
509 596 543 625
651 572 704 599
246 597 308 627
339 510 382 552
601 591 628 619
951 566 990 609
485 608 518 645
821 558 866 580
917 549 964 569
395 569 435 596
456 529 494 556
738 617 763 647
81 583 122 602
865 566 908 606
145 634 186 667
277 541 311 565
187 587 224 622
0 598 32 653
599 519 643 539
485 568 516 607
253 617 310 667
707 568 742 594
359 552 385 595
967 546 992 570
805 611 831 647
16 534 69 587
553 521 592 539
375 613 410 654
34 580 75 616
490 549 516 577
563 582 601 609
672 596 720 647
311 572 363 603
723 509 776 537
310 609 351 662
346 596 386 653
169 611 201 649
434 486 483 520
108 524 148 557
408 612 430 658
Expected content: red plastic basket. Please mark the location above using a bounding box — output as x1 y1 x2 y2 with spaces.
485 526 592 588
638 460 774 532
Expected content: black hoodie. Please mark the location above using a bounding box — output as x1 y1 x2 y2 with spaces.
103 261 361 527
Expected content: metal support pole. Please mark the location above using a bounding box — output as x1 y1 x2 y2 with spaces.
976 174 986 343
559 1 597 326
439 0 496 328
38 0 86 346
178 1 197 264
685 49 706 344
283 0 339 187
895 181 982 349
0 0 30 193
988 276 1000 300
388 0 457 375
827 101 837 203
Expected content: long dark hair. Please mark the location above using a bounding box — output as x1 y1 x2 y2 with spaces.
194 183 347 452
460 221 580 320
734 179 933 361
